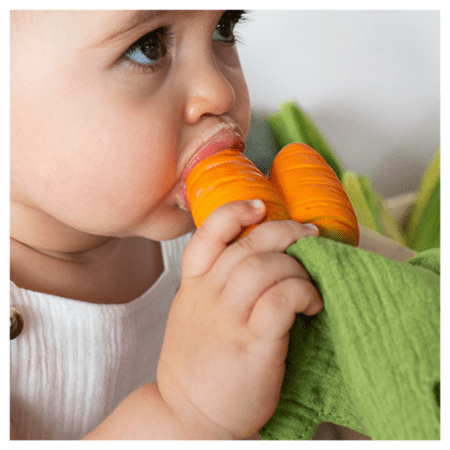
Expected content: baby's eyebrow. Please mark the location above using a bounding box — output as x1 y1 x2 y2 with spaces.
97 10 170 46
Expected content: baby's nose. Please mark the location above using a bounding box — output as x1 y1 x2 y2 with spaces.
182 59 236 124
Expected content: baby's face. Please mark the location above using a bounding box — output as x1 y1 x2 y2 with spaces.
10 10 250 243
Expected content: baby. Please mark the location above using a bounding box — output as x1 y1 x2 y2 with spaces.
10 10 322 439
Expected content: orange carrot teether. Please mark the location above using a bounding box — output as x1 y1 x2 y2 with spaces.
186 149 289 240
186 144 359 246
269 143 359 246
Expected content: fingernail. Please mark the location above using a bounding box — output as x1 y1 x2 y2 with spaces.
304 223 319 233
249 199 265 210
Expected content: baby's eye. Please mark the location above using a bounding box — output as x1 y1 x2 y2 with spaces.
213 10 246 44
123 28 167 66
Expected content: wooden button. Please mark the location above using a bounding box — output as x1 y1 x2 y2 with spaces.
10 307 24 340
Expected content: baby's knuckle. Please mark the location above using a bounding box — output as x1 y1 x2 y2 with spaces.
239 253 267 275
259 219 302 238
234 232 259 252
254 219 282 233
224 199 251 217
293 279 316 304
281 219 308 235
265 280 294 306
270 287 292 309
288 275 307 291
277 278 310 305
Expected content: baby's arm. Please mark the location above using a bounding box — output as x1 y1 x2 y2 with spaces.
84 201 321 439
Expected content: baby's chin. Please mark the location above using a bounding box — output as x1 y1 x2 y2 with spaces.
132 205 195 242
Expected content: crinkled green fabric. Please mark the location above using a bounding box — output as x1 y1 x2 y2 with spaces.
260 237 440 440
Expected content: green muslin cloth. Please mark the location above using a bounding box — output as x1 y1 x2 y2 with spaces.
259 237 440 440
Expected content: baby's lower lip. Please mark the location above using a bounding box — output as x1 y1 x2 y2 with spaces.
176 132 245 211
182 133 245 182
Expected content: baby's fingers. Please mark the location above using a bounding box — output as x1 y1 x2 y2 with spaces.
182 200 266 278
248 277 323 342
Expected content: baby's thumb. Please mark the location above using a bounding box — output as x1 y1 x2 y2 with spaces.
182 200 266 278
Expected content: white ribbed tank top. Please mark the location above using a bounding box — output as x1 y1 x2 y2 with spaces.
10 233 191 440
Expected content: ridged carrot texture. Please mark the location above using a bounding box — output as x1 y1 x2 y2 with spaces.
269 143 359 246
186 150 290 240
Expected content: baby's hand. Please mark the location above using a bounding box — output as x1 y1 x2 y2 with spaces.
157 200 323 439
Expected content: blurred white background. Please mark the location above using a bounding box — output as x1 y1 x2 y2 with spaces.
237 10 440 197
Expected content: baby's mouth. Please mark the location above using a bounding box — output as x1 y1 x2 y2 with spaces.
174 128 245 211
